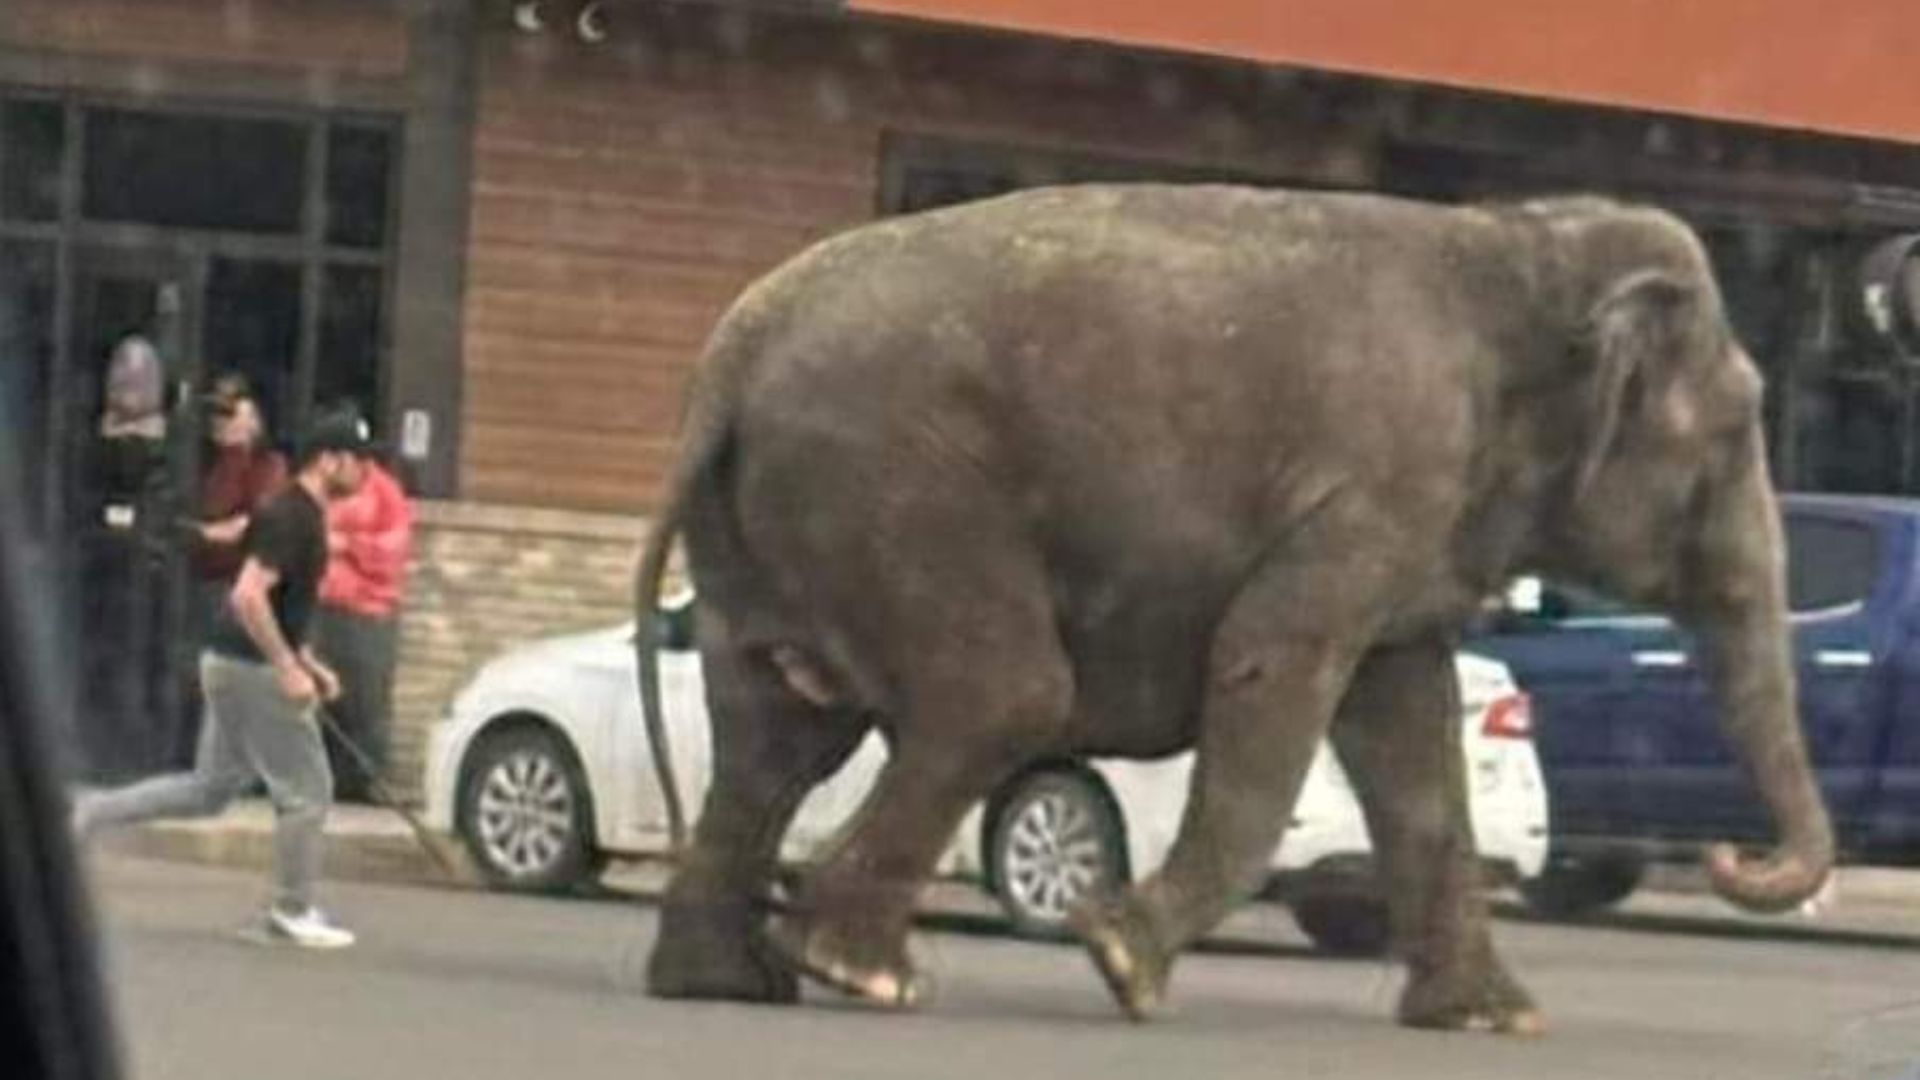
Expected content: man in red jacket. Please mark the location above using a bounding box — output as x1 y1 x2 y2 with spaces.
312 449 413 802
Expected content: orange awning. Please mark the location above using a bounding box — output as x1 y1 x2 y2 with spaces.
850 0 1920 146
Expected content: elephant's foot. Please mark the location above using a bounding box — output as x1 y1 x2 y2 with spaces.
1066 893 1172 1022
764 914 927 1009
646 896 799 1004
1397 958 1544 1036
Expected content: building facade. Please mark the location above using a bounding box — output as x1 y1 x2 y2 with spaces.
6 0 1920 790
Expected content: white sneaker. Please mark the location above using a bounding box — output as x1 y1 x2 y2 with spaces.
68 786 100 840
259 906 356 950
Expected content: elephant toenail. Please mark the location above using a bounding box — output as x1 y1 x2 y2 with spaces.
1501 1010 1548 1037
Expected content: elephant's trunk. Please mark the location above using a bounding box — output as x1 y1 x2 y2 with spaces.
1684 446 1834 914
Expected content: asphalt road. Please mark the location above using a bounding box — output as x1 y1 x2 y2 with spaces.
85 855 1920 1080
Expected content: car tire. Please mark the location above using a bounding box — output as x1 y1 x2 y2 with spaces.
987 770 1127 938
1290 893 1392 957
1518 853 1645 919
457 723 603 894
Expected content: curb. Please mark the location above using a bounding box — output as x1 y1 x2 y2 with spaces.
98 804 1920 925
93 807 983 910
95 800 455 890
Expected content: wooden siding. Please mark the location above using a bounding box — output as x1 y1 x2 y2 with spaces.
461 5 1373 512
0 0 408 78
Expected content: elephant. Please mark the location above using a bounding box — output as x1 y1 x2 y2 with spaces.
633 184 1834 1032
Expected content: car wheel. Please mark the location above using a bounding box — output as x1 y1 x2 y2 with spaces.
1518 853 1645 918
988 770 1127 937
458 724 602 893
1290 893 1392 956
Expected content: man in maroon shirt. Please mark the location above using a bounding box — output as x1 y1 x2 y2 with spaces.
181 384 286 766
194 388 287 583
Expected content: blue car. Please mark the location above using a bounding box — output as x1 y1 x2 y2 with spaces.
1470 494 1920 914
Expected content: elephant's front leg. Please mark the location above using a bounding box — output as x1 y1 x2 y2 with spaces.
1329 640 1542 1035
1068 563 1369 1020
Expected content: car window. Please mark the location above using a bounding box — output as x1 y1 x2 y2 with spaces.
653 598 698 652
1536 514 1884 621
1544 582 1657 621
1785 515 1881 613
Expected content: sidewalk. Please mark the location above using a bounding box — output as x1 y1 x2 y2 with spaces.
92 799 1920 937
94 799 446 890
88 798 996 911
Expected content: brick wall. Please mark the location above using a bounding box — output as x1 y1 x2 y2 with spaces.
387 499 650 799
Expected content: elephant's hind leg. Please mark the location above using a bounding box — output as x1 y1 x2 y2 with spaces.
646 621 868 1004
764 554 1072 1009
1329 640 1542 1035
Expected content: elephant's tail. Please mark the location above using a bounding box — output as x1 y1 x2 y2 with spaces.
634 393 731 856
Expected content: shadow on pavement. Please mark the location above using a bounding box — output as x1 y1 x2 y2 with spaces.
1493 900 1920 952
494 866 1920 960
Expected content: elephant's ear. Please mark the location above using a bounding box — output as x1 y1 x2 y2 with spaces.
1576 270 1699 496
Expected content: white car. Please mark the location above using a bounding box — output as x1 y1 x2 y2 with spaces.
422 602 1549 953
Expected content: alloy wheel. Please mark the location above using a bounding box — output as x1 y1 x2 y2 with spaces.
475 749 577 879
999 781 1117 927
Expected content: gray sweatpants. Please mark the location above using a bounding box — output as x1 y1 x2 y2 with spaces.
79 651 334 912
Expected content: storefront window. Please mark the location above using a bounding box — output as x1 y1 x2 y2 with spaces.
1 92 401 480
326 124 394 250
203 257 304 441
82 109 308 234
316 263 386 417
881 133 1280 215
0 101 65 223
0 239 57 534
1795 372 1913 494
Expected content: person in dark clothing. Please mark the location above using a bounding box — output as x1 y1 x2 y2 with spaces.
73 410 373 949
77 336 179 781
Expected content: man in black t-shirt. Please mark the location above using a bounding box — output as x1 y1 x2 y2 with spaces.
74 411 371 949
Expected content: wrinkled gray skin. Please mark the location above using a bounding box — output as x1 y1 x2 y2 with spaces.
636 186 1834 1030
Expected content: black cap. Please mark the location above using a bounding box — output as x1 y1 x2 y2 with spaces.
299 409 373 460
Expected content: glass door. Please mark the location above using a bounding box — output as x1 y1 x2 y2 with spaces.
0 239 58 539
64 245 204 781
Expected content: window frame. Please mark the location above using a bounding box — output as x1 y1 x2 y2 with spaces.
0 87 402 497
1783 510 1885 619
